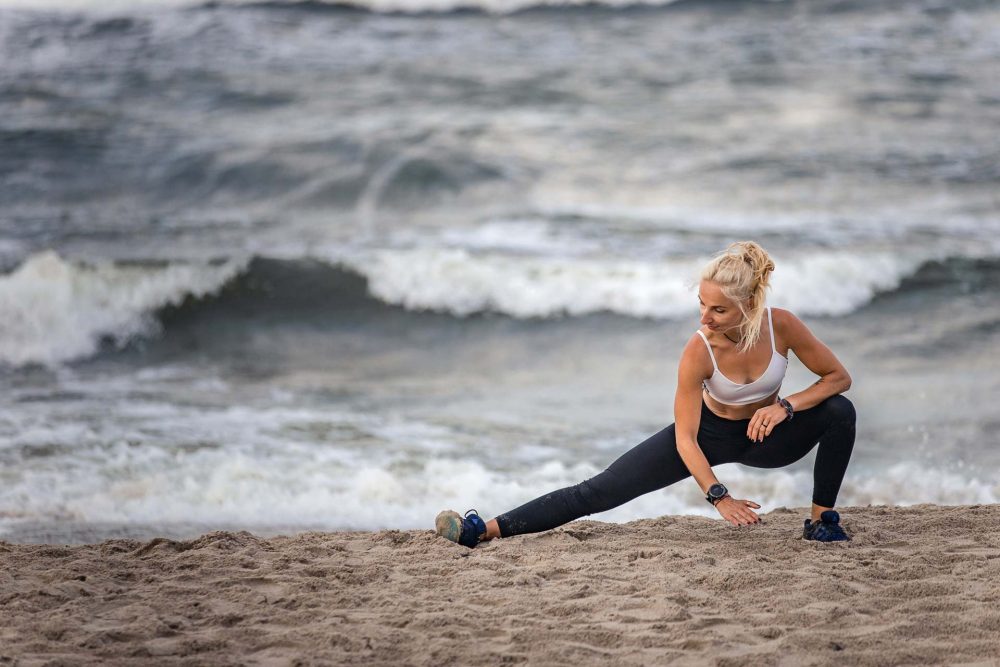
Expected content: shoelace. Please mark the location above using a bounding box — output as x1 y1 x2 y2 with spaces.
460 510 487 547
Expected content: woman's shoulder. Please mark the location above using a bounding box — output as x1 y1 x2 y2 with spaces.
679 329 716 374
769 307 816 345
683 327 712 351
769 306 801 331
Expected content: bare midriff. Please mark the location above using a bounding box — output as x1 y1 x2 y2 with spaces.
702 388 780 421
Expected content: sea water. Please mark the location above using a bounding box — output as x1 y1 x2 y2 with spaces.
1 0 999 542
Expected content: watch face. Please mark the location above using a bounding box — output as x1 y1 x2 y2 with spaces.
709 483 727 498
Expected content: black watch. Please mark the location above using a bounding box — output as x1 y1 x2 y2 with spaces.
778 397 794 421
705 483 729 506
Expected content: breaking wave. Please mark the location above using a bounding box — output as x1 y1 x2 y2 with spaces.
3 249 997 368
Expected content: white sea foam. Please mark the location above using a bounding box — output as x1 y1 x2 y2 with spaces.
1 445 995 535
2 381 994 533
351 248 702 319
0 251 245 368
339 246 935 319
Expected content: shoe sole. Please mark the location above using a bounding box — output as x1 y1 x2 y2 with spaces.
804 537 850 542
802 532 850 542
435 510 463 543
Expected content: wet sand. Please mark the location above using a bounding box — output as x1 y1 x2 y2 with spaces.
2 504 999 666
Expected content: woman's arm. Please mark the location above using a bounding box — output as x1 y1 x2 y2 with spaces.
674 336 717 495
775 308 852 412
675 335 761 526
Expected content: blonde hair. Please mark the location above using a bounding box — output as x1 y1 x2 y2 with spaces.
700 241 775 353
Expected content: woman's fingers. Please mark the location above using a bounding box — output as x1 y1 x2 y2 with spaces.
724 511 758 526
754 420 768 442
748 409 784 442
725 499 762 525
749 411 771 441
718 498 762 525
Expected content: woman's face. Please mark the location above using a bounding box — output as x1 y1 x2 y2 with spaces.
698 280 744 333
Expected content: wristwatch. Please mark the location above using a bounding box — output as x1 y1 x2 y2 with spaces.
705 483 729 506
778 397 794 421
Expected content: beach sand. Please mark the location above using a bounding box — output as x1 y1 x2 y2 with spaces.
2 504 999 666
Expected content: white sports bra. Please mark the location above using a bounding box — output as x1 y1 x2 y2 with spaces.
695 306 787 406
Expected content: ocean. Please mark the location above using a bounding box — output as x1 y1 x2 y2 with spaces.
1 0 999 543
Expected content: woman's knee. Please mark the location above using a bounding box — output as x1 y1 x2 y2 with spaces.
573 475 621 515
820 394 856 425
575 463 671 516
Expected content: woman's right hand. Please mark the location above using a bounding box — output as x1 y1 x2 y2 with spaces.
715 496 761 526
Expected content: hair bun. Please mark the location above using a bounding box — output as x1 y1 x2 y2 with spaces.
731 241 774 287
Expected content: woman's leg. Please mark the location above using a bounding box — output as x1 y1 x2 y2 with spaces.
737 394 856 521
491 424 688 538
491 416 746 539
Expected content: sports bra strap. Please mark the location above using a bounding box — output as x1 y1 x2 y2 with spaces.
767 306 775 353
695 330 719 371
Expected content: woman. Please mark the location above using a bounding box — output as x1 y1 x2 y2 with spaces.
435 241 856 546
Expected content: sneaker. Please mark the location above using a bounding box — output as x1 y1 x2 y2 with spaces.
803 510 850 542
435 509 487 548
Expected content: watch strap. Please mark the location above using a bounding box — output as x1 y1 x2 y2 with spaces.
705 483 729 505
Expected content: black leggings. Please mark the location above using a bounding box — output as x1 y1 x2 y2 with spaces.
495 394 856 538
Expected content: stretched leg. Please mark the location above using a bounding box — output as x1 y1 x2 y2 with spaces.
491 422 736 539
738 394 856 521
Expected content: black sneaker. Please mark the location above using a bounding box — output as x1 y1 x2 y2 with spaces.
803 510 850 542
435 509 487 548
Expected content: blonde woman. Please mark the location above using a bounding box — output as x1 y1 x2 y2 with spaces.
436 241 856 546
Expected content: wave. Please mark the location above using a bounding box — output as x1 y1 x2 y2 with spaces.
0 0 706 16
3 249 997 368
366 249 1000 318
229 0 697 14
347 246 937 319
0 251 246 368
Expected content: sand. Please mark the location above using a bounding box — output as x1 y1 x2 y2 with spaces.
2 504 1000 667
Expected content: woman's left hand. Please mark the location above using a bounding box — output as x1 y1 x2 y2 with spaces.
747 404 788 443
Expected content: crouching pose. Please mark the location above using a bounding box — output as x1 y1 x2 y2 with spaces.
436 241 856 546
